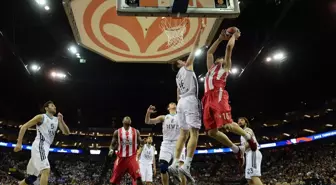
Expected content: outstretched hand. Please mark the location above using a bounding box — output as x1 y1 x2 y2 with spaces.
219 29 230 41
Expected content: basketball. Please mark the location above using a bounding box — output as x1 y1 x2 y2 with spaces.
225 27 239 36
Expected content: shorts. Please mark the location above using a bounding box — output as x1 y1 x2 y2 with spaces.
27 141 50 176
139 163 153 182
159 141 186 163
177 96 202 130
110 155 141 184
245 150 262 179
202 89 233 130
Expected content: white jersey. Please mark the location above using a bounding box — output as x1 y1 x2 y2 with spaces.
240 127 259 153
139 144 155 165
162 114 180 142
176 67 199 98
34 114 58 146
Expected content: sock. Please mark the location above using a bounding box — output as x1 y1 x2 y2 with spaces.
230 145 239 153
185 157 193 167
243 133 251 140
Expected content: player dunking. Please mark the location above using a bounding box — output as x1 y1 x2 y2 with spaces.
202 28 257 165
137 136 156 185
238 117 263 185
168 25 205 184
109 116 143 185
14 101 71 185
145 103 187 185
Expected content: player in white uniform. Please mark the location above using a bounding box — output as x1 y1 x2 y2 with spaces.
145 102 186 185
238 117 263 185
137 136 156 185
13 101 70 185
167 25 205 184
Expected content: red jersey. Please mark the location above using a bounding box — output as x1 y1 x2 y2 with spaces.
204 63 229 93
117 127 138 158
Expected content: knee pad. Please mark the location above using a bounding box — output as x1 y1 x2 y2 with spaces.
159 160 169 174
24 175 37 185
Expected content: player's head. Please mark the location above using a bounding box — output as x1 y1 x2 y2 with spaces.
167 102 177 112
42 101 56 115
146 136 153 144
215 57 226 65
238 117 249 128
171 60 186 72
122 116 132 126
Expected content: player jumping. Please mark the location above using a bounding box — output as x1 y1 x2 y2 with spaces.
109 116 144 185
145 103 187 185
238 117 263 185
137 136 156 185
202 28 257 165
168 25 205 184
14 101 71 185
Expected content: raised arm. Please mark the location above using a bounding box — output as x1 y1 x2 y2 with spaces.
185 26 204 68
14 114 43 152
145 105 165 125
57 113 70 135
108 130 119 156
224 31 240 71
207 30 227 70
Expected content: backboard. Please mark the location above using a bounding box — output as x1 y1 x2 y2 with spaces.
63 0 226 63
117 0 240 18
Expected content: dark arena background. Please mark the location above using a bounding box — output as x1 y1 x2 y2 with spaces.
1 0 336 185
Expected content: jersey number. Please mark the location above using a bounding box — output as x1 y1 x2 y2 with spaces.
247 168 253 175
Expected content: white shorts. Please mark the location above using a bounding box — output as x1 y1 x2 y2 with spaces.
159 141 186 163
177 96 202 130
27 141 50 176
139 163 153 182
245 150 262 179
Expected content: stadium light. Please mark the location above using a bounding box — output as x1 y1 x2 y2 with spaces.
266 57 272 62
68 46 78 54
273 52 285 60
44 5 50 11
30 64 41 72
50 71 67 79
195 49 202 57
35 0 46 6
200 77 204 82
230 67 239 74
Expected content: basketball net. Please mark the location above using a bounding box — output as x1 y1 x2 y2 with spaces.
160 16 188 49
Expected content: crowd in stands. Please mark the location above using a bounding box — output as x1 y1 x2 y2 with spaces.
1 139 336 185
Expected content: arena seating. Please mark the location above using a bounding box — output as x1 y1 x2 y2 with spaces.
1 139 336 185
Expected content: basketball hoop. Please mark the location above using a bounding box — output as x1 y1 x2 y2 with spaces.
160 16 188 49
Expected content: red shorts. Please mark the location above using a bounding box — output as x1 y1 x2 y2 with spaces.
202 90 233 130
110 155 141 184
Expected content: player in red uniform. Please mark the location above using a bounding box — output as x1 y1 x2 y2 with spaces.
202 28 257 164
109 116 144 185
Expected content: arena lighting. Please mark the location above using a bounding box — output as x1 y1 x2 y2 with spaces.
199 77 205 82
230 67 239 74
194 48 202 56
68 45 78 54
50 71 66 79
35 0 46 6
90 150 101 155
44 5 50 11
273 52 285 60
30 64 41 72
266 57 272 62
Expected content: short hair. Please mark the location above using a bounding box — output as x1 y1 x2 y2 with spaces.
239 117 249 127
171 61 179 72
41 101 54 113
